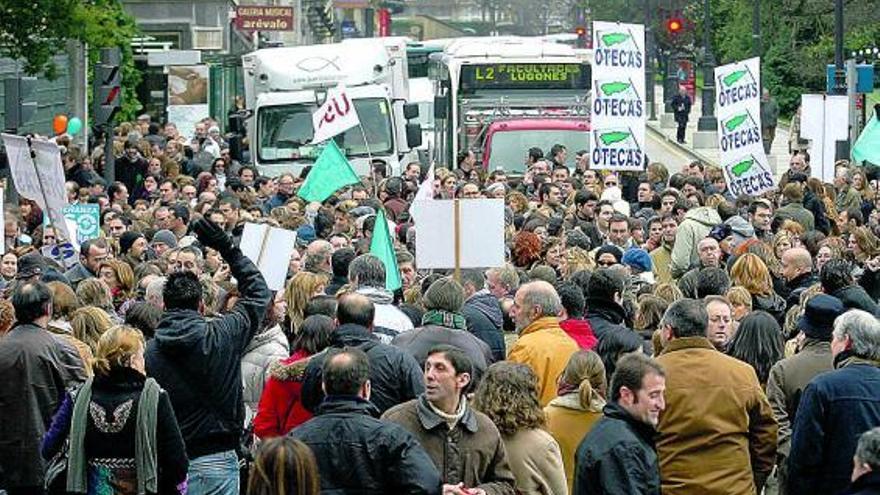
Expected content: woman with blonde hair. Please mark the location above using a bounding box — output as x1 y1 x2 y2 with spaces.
850 226 880 264
652 282 683 305
284 272 327 335
247 437 320 495
70 306 114 352
76 278 120 322
730 253 786 324
473 362 567 495
544 350 607 493
99 259 137 313
507 191 529 215
41 325 188 495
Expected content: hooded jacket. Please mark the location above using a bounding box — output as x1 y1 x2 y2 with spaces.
290 396 442 494
240 324 290 425
301 323 424 415
461 290 506 362
670 207 722 279
145 246 271 459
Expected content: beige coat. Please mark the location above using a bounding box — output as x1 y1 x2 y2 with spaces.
544 393 605 493
503 428 568 495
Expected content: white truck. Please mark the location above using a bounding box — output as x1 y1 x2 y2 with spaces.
242 37 422 177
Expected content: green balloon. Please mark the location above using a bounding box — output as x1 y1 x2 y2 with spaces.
67 117 83 136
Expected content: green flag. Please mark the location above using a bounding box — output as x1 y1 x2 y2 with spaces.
852 115 880 166
296 140 360 203
370 209 402 291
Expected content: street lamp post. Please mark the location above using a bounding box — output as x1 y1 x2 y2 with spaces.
752 0 761 57
645 0 656 120
832 0 846 95
697 0 717 131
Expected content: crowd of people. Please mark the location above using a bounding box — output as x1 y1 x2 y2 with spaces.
1 111 880 495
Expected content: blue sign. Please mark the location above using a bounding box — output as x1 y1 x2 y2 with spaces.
826 64 875 94
62 204 100 244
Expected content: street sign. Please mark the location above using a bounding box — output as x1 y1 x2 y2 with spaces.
234 6 294 31
147 50 202 67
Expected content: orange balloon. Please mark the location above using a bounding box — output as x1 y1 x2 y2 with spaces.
53 115 68 135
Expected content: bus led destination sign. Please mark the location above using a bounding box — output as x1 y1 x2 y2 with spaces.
460 63 590 91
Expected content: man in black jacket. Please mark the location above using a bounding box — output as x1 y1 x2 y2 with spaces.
0 281 86 493
460 269 506 362
585 269 631 344
574 353 666 494
301 292 424 415
145 217 271 495
290 347 441 494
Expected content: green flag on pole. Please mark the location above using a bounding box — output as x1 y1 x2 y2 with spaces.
852 115 880 166
370 209 402 291
296 140 360 203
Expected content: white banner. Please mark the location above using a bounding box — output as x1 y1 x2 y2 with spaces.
714 57 775 196
414 199 505 269
590 21 646 171
1 134 71 242
800 94 849 183
312 85 360 144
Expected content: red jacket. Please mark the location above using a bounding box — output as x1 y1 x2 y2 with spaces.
254 349 314 439
559 318 598 350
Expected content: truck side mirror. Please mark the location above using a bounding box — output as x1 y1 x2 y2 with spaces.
403 102 419 120
406 122 422 149
433 96 447 119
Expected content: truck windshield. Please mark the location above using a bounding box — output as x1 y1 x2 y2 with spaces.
257 98 394 163
486 129 589 174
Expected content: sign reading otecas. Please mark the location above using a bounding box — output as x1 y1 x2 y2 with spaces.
414 199 505 270
590 21 646 171
240 223 298 291
714 57 776 196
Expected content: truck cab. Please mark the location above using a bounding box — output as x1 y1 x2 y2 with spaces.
482 119 590 174
243 37 422 178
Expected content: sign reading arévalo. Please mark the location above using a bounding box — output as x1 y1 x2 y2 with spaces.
234 6 294 31
715 57 775 196
590 21 646 172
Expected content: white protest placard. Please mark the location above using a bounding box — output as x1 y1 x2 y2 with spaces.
590 21 646 171
312 85 360 144
240 222 297 291
800 94 849 183
714 57 775 196
2 134 71 242
414 199 505 270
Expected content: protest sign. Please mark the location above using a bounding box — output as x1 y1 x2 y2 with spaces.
414 199 505 271
312 85 360 145
63 204 100 244
714 57 775 196
2 134 71 241
240 222 298 291
801 94 849 183
590 21 646 171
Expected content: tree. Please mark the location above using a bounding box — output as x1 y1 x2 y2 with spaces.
0 0 142 120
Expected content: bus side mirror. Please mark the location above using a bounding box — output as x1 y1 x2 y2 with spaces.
433 96 447 119
403 103 419 120
406 122 422 149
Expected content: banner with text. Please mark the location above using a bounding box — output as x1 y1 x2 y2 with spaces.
591 21 646 171
715 57 775 196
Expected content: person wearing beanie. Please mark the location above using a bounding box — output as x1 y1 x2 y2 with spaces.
595 245 624 268
766 294 842 495
119 231 148 266
391 277 493 383
622 248 655 287
151 229 178 257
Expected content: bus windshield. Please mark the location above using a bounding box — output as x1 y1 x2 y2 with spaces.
486 128 589 173
257 98 394 163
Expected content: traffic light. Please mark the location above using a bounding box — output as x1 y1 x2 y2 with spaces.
666 17 683 34
4 76 38 132
93 48 122 129
575 26 588 48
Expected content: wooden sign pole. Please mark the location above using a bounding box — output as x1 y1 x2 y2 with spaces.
453 199 461 282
